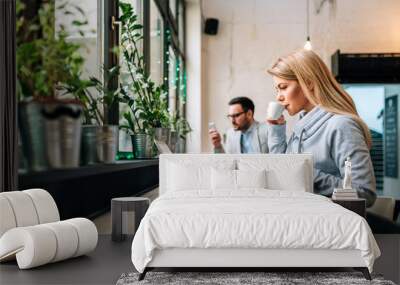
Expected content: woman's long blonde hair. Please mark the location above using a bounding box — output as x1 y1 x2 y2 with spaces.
267 49 372 149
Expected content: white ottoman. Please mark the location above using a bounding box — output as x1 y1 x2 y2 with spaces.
0 189 98 269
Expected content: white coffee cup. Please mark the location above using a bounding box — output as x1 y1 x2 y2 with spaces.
267 102 285 120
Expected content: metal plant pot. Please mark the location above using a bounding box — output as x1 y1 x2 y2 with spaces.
168 131 179 153
97 125 119 163
19 100 82 170
154 127 170 143
131 133 153 159
19 101 47 171
81 125 100 165
42 102 82 168
176 137 186 153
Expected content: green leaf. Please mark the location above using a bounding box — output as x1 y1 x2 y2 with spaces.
72 20 88 26
72 4 86 16
132 24 143 30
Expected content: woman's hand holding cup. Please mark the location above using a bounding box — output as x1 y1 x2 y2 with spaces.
266 102 285 125
266 115 285 125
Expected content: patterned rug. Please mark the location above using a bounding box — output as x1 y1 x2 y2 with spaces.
116 271 396 285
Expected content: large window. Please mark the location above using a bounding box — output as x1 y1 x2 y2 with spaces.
117 0 187 155
177 0 185 53
177 56 186 116
150 0 164 86
345 84 400 199
169 0 177 19
167 46 177 114
118 0 142 154
55 0 100 81
17 0 105 172
345 85 385 194
163 0 187 128
16 0 187 170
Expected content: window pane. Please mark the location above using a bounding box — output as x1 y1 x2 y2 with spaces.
345 84 400 198
150 0 164 86
346 85 385 193
178 0 184 52
18 1 102 170
170 0 177 19
118 0 141 154
55 0 100 84
168 47 177 115
178 57 186 116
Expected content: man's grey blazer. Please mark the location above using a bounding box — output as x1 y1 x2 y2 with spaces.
214 121 269 154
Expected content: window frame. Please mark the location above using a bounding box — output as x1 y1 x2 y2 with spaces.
149 0 165 86
104 0 120 125
153 0 185 113
112 0 186 114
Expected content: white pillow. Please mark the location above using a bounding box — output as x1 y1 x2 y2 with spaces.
236 169 267 189
266 161 306 191
211 168 236 190
167 159 235 192
167 162 209 191
211 168 267 191
238 159 308 192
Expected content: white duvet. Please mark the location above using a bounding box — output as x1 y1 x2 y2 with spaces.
131 190 380 273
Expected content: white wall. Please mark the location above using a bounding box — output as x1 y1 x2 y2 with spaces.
200 0 400 152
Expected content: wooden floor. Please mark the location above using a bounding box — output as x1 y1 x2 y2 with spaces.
0 235 133 285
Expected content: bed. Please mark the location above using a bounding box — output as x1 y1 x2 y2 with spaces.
131 154 380 280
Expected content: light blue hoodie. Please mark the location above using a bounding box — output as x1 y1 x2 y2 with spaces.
268 106 377 207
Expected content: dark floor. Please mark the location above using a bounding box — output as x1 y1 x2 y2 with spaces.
1 234 398 285
0 235 133 285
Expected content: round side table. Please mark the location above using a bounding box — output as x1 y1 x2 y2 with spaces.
111 197 150 242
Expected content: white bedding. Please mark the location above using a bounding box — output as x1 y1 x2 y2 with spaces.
131 190 380 273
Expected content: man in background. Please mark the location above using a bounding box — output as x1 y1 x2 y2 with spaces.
209 97 269 153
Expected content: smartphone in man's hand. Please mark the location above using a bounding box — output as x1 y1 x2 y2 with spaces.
208 122 217 131
208 122 222 148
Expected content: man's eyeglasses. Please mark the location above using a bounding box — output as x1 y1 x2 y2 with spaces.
227 111 246 119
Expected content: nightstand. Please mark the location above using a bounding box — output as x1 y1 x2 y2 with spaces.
111 197 150 242
332 198 366 218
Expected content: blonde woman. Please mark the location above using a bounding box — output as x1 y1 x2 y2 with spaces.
266 49 377 207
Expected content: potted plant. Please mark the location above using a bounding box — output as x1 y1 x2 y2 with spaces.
61 74 101 165
176 116 192 153
120 83 169 158
118 2 170 158
169 112 192 153
17 1 89 170
90 69 121 164
64 67 121 164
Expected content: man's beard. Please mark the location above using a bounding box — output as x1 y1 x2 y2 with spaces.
233 120 251 131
